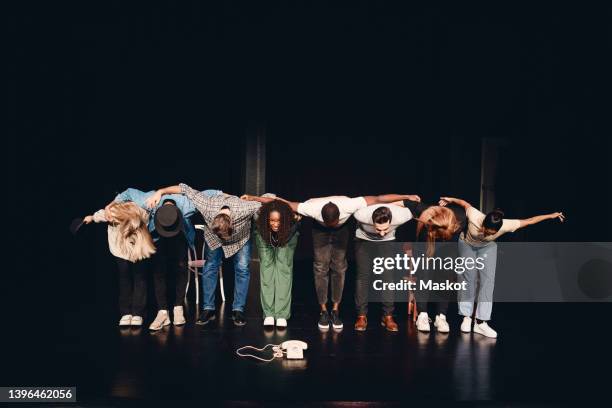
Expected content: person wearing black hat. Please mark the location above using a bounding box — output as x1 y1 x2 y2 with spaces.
147 199 190 330
111 187 222 330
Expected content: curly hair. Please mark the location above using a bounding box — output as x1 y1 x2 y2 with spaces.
257 200 295 246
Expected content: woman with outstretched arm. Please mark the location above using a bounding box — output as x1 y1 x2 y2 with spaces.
439 196 565 338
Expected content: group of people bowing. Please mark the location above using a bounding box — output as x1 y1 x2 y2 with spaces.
84 183 564 339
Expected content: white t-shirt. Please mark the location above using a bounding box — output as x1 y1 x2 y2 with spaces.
354 204 413 241
461 206 521 246
297 196 368 226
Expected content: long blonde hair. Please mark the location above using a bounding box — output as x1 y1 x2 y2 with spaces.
108 202 156 262
416 206 460 256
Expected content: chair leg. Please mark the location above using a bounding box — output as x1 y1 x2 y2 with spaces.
408 291 418 322
195 268 200 306
185 249 192 305
185 269 191 305
219 265 226 303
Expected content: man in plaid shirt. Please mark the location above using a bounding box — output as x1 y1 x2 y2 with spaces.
146 183 261 326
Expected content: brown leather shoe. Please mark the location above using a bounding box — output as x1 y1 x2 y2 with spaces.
381 315 399 332
354 315 367 331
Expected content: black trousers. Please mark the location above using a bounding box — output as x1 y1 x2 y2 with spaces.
116 257 147 316
311 222 350 305
354 238 394 316
414 243 458 316
151 235 189 310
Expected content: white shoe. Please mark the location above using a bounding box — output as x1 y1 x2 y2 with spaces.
473 321 498 338
416 312 430 332
434 314 450 333
460 316 472 333
276 318 287 328
149 310 171 331
131 316 143 326
173 306 186 326
263 316 275 327
119 314 132 326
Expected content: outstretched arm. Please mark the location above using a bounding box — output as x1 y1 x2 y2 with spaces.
84 209 107 224
517 212 565 230
145 185 181 208
439 196 472 210
364 194 421 206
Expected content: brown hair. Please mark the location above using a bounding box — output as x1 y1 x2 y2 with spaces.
372 206 392 224
416 206 460 256
212 213 233 240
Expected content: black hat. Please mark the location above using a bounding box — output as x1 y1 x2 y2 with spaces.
154 203 184 238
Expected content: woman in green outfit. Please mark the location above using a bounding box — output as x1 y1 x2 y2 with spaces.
254 199 300 328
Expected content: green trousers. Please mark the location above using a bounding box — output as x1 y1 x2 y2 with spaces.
255 231 299 319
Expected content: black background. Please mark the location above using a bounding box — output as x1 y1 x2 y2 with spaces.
5 1 612 402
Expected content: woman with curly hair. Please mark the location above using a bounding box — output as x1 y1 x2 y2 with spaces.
83 201 156 327
251 196 300 328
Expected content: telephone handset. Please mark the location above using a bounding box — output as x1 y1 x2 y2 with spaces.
281 340 308 359
236 340 308 362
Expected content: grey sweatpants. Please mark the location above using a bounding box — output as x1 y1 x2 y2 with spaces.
457 238 498 321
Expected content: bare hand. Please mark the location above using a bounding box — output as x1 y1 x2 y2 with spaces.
83 215 94 224
145 191 162 209
240 194 253 201
552 212 566 222
104 205 114 222
406 194 421 203
439 197 455 207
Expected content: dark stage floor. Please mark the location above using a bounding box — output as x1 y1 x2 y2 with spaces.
5 260 612 406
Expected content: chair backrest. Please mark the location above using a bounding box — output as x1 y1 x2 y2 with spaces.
187 224 207 265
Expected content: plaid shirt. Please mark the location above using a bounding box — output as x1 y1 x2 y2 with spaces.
180 183 261 257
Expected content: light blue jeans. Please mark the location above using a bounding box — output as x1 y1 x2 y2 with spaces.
457 238 498 321
202 240 251 312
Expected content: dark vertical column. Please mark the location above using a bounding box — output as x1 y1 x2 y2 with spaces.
244 121 267 316
480 138 508 212
449 136 481 204
243 121 267 196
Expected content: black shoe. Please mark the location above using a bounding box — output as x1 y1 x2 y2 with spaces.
330 310 344 330
196 310 216 325
232 310 246 327
318 311 330 330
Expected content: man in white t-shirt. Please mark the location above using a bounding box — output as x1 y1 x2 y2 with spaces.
243 192 420 331
353 204 413 332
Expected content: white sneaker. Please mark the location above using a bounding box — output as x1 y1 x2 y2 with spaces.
131 316 143 326
276 318 287 328
119 314 132 326
263 316 275 327
173 306 186 326
434 314 450 333
416 312 431 332
473 321 498 338
149 310 171 331
460 316 472 333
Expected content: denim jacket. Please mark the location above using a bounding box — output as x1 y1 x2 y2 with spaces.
114 188 222 248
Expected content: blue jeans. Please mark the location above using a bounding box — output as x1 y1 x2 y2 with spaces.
202 240 251 312
457 238 498 321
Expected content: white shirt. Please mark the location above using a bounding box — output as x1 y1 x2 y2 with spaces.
354 204 413 241
297 196 368 226
461 206 521 246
